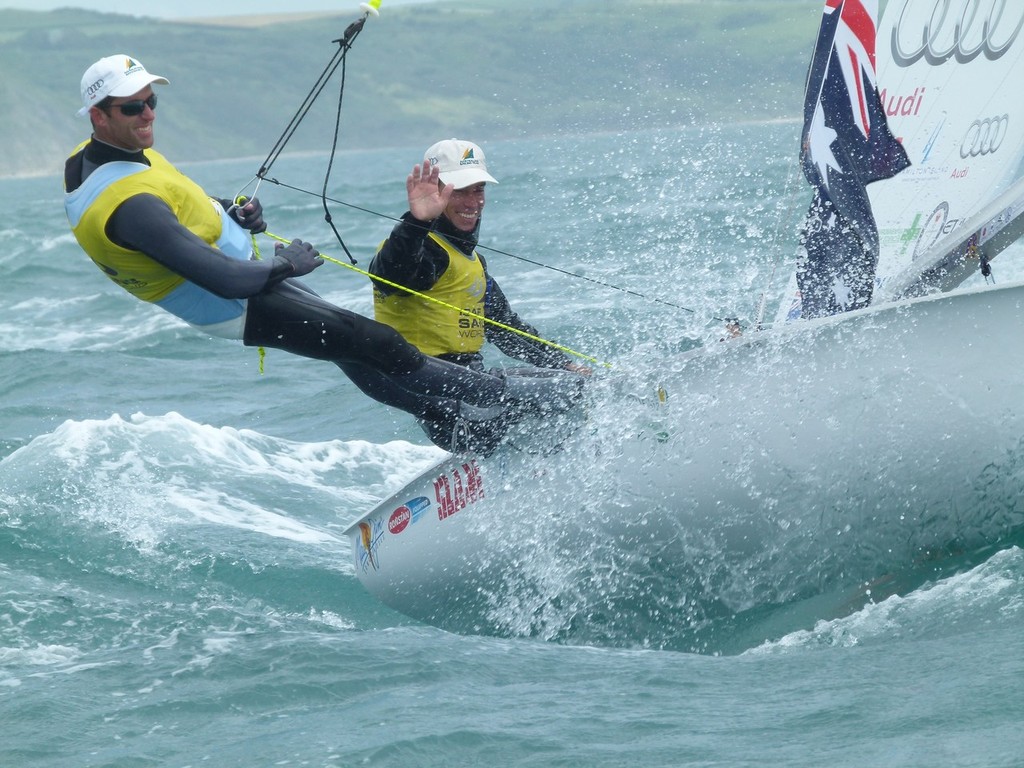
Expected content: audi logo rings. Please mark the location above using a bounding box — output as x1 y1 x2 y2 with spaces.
892 0 1024 65
961 114 1009 158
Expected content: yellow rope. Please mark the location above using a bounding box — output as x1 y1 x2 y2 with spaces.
262 230 609 368
249 227 267 374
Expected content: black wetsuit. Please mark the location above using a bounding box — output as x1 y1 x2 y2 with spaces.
64 140 580 449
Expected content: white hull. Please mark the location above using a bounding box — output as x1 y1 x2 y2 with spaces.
344 282 1024 648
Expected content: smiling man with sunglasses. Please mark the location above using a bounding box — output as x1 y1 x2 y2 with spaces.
62 54 583 452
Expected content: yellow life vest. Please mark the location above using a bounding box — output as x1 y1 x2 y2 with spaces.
373 232 487 357
65 145 224 303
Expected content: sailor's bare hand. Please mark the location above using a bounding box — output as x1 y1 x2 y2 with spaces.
406 162 452 222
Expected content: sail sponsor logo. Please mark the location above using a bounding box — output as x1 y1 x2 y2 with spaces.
879 86 926 117
387 496 431 535
434 460 484 521
891 0 1024 66
908 201 965 260
960 114 1009 157
898 211 925 256
920 118 945 163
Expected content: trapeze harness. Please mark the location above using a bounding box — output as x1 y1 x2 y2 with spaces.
65 143 253 337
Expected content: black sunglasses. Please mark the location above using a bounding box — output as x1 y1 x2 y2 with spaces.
107 93 158 117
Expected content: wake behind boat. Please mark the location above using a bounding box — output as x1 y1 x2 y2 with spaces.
344 0 1024 649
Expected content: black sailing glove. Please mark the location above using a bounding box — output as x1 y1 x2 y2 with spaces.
266 239 325 286
232 197 268 233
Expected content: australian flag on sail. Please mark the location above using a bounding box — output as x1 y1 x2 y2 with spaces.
796 0 910 318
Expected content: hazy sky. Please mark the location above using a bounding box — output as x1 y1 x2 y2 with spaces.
2 0 434 17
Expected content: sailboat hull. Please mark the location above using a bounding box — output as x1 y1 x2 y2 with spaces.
344 282 1024 645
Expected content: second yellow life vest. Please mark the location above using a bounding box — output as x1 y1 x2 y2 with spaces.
373 232 488 357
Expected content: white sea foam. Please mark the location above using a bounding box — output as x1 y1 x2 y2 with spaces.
9 412 442 551
0 644 81 667
1 294 180 352
750 547 1024 654
165 485 339 543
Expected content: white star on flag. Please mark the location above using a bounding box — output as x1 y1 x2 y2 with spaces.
808 100 841 190
831 278 853 309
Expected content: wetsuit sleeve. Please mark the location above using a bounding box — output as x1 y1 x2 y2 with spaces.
483 270 572 369
108 193 276 298
369 212 450 295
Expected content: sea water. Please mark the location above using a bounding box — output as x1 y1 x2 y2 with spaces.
2 124 1023 767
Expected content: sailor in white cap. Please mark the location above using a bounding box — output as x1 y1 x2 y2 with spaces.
63 60 583 454
370 139 589 374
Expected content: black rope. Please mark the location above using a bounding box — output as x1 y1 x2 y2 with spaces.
254 15 370 264
319 27 358 264
255 43 349 179
980 251 994 283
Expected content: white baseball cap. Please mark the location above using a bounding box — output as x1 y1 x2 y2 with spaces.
77 54 169 117
423 139 498 189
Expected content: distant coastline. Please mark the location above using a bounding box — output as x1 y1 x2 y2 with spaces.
171 12 343 27
1 1 815 179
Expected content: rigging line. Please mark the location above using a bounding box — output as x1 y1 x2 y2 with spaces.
260 229 608 368
256 46 348 179
258 17 371 179
257 16 368 264
257 175 718 318
318 31 358 265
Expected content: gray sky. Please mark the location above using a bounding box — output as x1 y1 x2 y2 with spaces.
2 0 434 17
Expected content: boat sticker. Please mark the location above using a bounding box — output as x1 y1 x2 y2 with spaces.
434 460 484 521
356 518 385 573
388 496 431 535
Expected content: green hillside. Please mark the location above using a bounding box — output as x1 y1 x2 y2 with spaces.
1 0 817 178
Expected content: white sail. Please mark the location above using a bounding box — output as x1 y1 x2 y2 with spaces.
873 0 1024 296
777 0 1024 321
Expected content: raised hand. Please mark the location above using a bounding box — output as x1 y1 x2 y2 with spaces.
406 162 453 222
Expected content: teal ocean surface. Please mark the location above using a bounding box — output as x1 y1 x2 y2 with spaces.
3 124 1024 766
